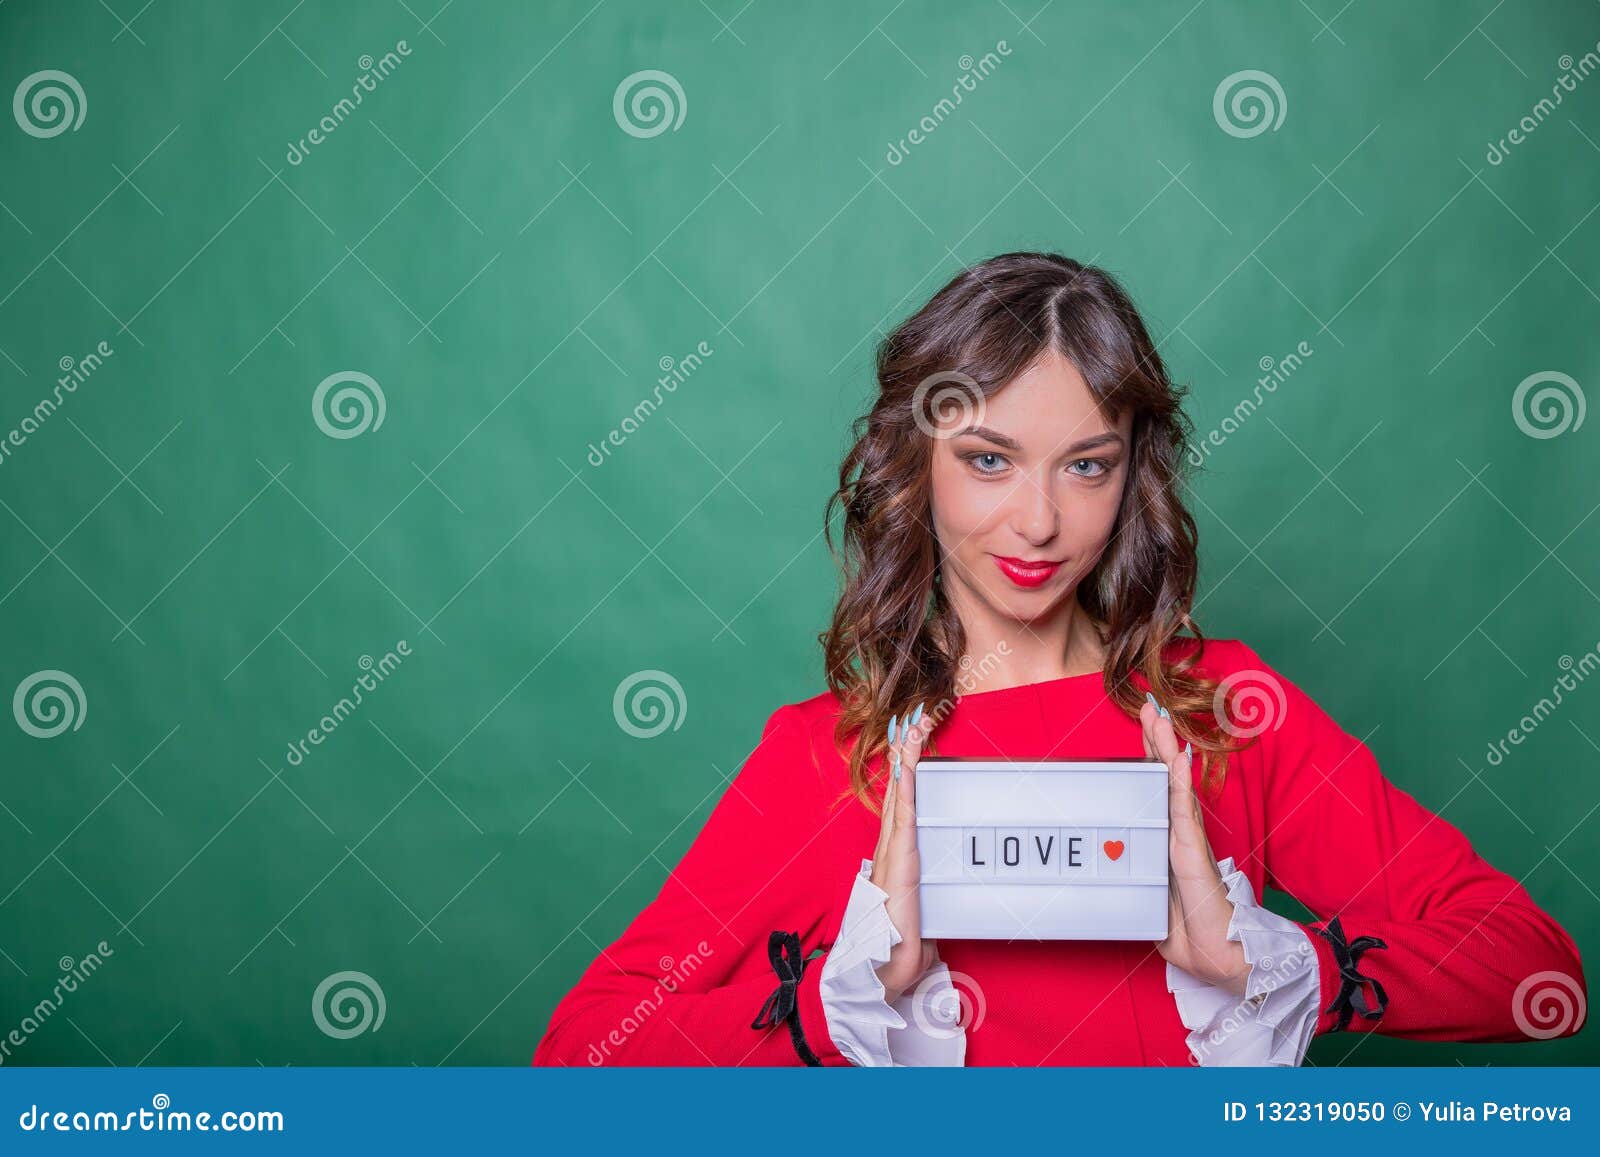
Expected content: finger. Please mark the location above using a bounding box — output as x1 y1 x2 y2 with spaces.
891 744 916 842
873 717 901 850
870 756 899 893
1140 693 1181 762
1153 713 1180 767
874 769 897 856
896 702 928 820
1169 741 1200 828
1139 699 1157 760
1168 743 1219 868
1183 747 1205 824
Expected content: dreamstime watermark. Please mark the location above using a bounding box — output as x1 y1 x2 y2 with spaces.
885 41 1012 165
1511 970 1586 1039
1511 370 1585 439
17 1095 284 1133
312 370 386 439
1184 939 1317 1064
586 340 713 466
613 669 687 738
1213 70 1286 138
0 941 114 1065
911 370 986 439
283 642 411 767
585 942 713 1063
908 967 986 1038
312 970 386 1039
285 41 413 165
13 69 86 137
1486 44 1600 165
1211 669 1288 739
953 642 1013 695
13 669 87 738
0 341 115 471
1482 644 1600 767
1188 341 1313 465
613 70 686 138
914 641 1015 737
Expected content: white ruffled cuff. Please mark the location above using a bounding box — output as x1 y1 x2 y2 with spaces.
818 858 966 1066
1165 855 1322 1066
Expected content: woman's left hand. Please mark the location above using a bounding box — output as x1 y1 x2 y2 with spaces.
1141 694 1249 996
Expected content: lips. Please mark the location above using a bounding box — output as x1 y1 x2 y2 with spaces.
993 555 1062 588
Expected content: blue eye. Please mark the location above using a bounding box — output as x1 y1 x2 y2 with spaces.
1069 459 1107 478
965 452 1008 474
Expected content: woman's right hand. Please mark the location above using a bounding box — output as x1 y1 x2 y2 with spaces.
870 703 938 1003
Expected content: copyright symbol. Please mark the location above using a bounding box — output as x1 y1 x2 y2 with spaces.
1392 1102 1411 1121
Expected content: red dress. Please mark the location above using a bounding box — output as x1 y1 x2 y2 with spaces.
531 638 1587 1065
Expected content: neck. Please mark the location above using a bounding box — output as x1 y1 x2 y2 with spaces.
948 579 1106 695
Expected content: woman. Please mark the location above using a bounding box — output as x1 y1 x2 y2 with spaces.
532 252 1587 1066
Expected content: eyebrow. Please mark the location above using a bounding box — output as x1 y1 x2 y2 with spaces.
956 426 1126 455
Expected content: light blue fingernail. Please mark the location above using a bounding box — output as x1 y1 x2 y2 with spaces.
1158 706 1169 719
1145 691 1157 707
893 760 901 781
911 701 923 727
888 714 899 745
1184 740 1192 757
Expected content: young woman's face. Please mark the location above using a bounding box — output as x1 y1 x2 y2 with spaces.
928 347 1135 624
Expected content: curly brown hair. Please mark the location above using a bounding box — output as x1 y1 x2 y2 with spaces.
820 251 1249 816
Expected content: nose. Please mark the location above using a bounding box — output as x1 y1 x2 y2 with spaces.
1009 472 1060 546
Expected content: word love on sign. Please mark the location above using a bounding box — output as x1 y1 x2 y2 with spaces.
913 758 1170 940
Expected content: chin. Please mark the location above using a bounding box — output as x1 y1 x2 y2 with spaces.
1013 596 1072 625
991 583 1075 623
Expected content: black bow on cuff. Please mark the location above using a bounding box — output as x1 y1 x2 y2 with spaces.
751 930 823 1066
1312 914 1389 1032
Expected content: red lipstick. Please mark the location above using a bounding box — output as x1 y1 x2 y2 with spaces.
993 555 1062 588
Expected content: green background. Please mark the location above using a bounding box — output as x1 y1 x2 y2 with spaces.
1 0 1596 1066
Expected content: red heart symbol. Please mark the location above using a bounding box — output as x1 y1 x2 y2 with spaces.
1103 839 1125 861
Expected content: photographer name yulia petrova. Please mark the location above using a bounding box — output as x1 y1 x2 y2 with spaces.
1418 1101 1571 1123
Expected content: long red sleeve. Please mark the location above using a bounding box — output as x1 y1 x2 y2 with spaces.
1245 641 1588 1044
532 704 854 1066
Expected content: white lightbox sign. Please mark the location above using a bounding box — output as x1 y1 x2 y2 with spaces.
914 758 1170 940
